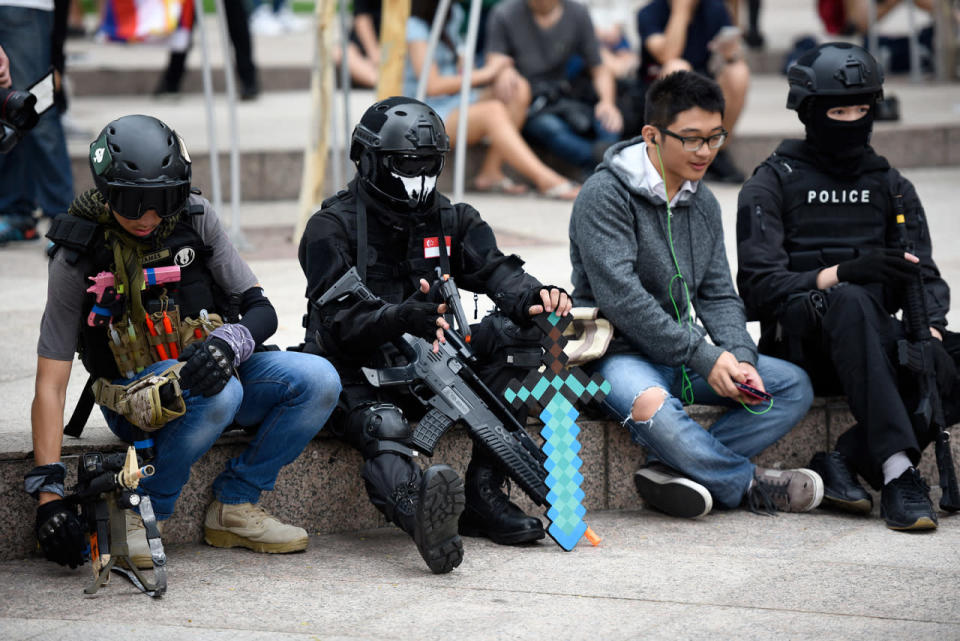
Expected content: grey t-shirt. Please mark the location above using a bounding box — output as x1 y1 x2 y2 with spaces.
485 0 601 84
37 195 259 361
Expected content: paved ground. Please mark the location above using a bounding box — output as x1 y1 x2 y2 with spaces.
3 169 960 640
3 2 959 637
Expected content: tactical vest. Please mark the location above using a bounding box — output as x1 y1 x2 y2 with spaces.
48 213 229 380
306 189 463 335
761 154 894 272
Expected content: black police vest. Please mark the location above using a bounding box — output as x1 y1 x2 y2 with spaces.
53 217 228 380
764 155 893 271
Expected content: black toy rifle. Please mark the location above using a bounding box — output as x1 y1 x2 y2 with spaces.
892 194 960 512
66 446 167 597
316 267 550 506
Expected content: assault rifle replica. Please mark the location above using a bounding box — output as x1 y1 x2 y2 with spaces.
66 446 167 597
893 194 960 512
317 267 609 550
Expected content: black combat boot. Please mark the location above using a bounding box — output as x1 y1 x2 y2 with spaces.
389 464 466 574
808 451 873 514
459 462 544 545
881 467 938 531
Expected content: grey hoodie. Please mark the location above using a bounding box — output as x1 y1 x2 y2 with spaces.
569 137 757 379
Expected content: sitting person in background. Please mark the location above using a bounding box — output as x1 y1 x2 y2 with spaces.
637 0 749 183
485 0 623 177
333 0 382 89
405 0 579 199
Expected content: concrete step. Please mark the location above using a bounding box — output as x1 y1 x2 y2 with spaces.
2 399 957 561
62 74 960 205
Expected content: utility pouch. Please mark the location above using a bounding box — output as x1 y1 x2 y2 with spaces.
92 363 187 431
180 311 224 348
107 317 154 376
145 307 182 361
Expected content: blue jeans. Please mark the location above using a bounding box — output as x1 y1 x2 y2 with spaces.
590 354 813 508
0 7 74 219
103 351 341 519
522 111 620 171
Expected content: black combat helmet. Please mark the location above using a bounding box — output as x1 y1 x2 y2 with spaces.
786 42 884 113
350 97 450 213
89 114 192 220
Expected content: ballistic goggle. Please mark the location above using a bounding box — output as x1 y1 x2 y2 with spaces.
383 153 444 178
104 181 191 220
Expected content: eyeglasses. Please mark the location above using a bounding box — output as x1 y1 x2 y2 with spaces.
384 153 444 177
658 127 728 152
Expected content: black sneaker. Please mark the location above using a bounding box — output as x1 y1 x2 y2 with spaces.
880 467 938 531
634 462 712 518
704 149 745 184
808 451 873 514
414 465 466 574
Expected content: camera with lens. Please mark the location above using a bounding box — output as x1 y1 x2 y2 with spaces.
0 70 54 154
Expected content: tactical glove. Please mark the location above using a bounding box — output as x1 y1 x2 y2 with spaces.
836 249 920 286
381 298 445 342
519 286 568 315
178 336 235 397
36 499 86 569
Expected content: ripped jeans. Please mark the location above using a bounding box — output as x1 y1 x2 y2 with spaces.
589 354 813 508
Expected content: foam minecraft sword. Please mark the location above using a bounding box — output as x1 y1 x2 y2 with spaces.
503 312 611 551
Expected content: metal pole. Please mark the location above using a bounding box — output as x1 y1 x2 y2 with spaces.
934 0 957 81
192 0 222 222
330 53 343 189
416 0 452 101
866 0 879 61
454 0 482 202
338 0 352 182
213 0 249 249
906 0 922 82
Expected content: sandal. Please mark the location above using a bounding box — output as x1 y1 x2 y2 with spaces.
471 176 529 195
539 180 580 201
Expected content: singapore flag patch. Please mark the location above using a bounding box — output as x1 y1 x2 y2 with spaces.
423 236 452 259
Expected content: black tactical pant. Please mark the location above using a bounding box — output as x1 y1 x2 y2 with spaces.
328 313 541 529
762 284 959 489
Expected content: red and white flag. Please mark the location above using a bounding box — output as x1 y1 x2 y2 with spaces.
423 236 452 259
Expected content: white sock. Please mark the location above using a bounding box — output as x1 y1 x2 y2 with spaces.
882 451 912 485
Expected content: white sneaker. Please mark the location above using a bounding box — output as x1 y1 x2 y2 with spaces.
204 500 308 553
634 462 713 518
276 6 309 33
249 5 283 36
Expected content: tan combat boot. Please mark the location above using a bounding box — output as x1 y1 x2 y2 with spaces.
203 500 308 553
121 510 163 569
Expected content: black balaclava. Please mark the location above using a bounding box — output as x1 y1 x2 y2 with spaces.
800 93 876 174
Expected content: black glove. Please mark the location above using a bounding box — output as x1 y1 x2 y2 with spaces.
519 286 568 315
36 499 86 569
178 336 235 397
836 249 920 286
381 296 444 342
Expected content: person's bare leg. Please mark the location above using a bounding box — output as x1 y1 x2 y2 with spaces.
446 101 577 197
475 74 532 191
716 59 749 138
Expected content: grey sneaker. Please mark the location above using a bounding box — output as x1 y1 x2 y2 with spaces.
204 500 308 553
634 462 713 518
748 467 824 513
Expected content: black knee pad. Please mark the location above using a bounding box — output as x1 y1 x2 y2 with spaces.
344 403 415 458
